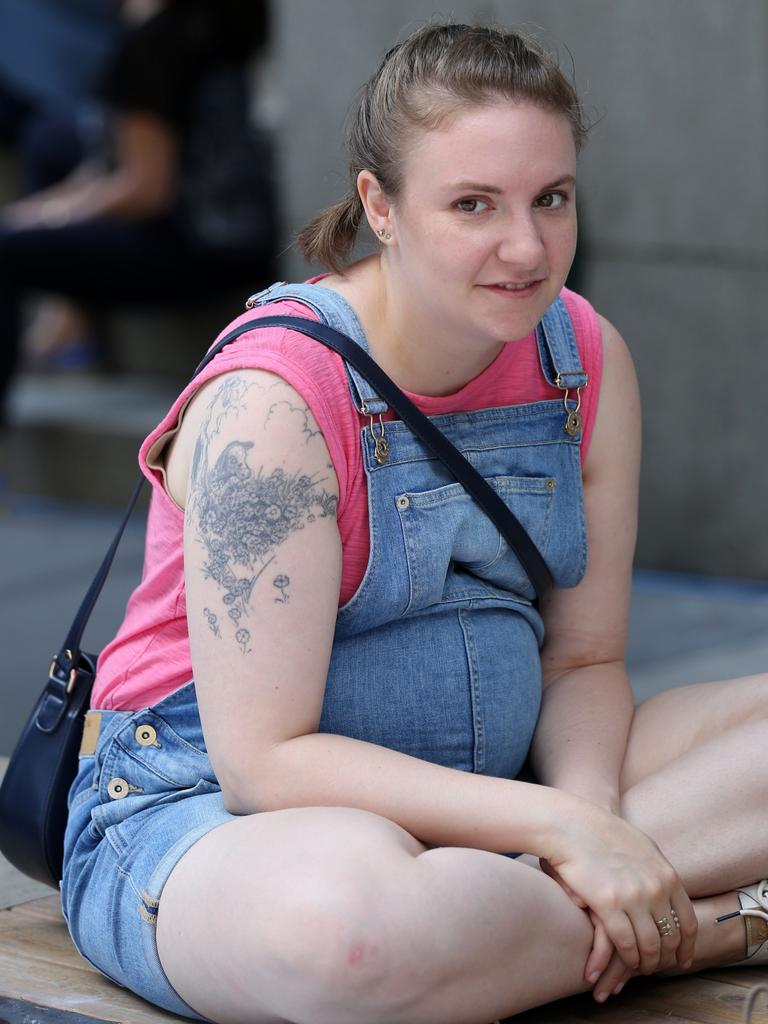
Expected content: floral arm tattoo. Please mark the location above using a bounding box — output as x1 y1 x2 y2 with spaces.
187 376 337 653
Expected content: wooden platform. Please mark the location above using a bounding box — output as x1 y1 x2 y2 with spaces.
0 896 186 1023
0 895 766 1023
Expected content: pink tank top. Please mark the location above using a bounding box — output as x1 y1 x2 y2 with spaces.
91 283 603 710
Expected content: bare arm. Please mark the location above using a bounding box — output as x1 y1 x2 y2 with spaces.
531 315 641 813
1 112 176 228
178 367 579 854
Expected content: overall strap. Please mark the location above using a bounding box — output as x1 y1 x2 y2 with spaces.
535 297 589 438
245 281 388 415
535 296 587 389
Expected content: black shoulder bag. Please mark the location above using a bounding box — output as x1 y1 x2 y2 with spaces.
0 315 553 889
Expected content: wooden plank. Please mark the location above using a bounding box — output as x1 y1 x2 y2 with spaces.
0 953 187 1024
699 966 768 989
0 899 188 1023
511 994 708 1023
0 995 120 1023
504 979 714 1023
0 900 89 972
509 972 768 1024
3 897 63 922
626 974 768 1024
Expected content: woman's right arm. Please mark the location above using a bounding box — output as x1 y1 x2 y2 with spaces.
179 367 557 838
179 367 682 976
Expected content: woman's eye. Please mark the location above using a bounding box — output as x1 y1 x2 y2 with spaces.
455 198 490 214
537 192 568 209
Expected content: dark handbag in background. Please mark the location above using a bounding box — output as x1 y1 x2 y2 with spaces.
0 313 553 890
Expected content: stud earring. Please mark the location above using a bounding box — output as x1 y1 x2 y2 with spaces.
376 228 385 237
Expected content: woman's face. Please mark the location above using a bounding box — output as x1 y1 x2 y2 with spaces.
389 100 578 346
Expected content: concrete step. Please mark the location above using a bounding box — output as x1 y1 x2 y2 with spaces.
100 293 247 379
7 372 179 505
5 292 254 504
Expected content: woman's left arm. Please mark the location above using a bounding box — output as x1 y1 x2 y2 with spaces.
530 315 641 814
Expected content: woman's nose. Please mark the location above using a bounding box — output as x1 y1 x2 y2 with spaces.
496 216 545 269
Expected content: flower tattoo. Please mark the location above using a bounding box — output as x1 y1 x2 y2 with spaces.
188 378 337 652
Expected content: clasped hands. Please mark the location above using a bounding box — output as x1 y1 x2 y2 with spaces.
540 802 697 1003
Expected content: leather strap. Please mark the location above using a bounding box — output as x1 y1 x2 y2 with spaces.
53 312 553 681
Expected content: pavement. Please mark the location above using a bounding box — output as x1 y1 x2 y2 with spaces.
1 492 767 909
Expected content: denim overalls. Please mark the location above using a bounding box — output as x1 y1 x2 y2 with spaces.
253 281 588 777
60 281 588 1019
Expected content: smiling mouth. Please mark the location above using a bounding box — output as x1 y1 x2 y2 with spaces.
483 280 543 294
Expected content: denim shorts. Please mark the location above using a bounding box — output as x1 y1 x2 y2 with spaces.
61 681 233 1020
61 679 534 1018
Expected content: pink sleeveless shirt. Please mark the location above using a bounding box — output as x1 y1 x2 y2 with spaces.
91 284 603 710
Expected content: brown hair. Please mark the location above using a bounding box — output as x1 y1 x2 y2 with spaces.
297 22 587 273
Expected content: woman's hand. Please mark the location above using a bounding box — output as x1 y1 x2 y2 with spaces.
539 859 633 1000
543 801 697 984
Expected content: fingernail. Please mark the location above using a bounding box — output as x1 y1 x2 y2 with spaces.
595 992 608 1003
613 983 624 996
588 971 600 983
682 959 693 970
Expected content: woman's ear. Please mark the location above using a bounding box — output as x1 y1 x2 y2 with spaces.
357 170 392 237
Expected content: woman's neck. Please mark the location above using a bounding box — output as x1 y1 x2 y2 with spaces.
320 256 505 398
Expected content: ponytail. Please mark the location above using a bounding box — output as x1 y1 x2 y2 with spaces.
296 191 366 275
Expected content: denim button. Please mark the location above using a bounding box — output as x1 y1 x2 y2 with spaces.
396 495 410 510
135 724 158 747
107 778 130 800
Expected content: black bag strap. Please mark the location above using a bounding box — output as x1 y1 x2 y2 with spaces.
51 313 553 686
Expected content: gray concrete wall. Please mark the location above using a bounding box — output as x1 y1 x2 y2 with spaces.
260 0 768 579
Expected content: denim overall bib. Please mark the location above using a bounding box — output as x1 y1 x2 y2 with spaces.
60 280 588 1019
250 281 588 778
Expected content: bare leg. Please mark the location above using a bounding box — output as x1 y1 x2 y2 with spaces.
622 672 768 793
156 805 598 1024
621 673 768 896
154 675 768 1024
612 674 768 983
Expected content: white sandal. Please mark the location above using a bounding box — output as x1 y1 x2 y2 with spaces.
716 879 768 965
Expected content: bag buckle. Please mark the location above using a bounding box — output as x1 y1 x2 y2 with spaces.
49 649 77 694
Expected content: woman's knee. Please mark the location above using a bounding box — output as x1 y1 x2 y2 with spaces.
157 808 429 1022
264 865 425 1023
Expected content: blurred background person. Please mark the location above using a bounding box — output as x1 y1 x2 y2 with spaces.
0 0 117 153
0 0 277 425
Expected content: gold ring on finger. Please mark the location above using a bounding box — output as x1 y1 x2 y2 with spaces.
670 908 680 929
655 916 674 937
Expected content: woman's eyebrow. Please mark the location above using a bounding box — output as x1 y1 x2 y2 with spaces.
541 175 576 190
446 174 576 194
448 181 504 194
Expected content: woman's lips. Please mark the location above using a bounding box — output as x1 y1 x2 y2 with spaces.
482 280 543 298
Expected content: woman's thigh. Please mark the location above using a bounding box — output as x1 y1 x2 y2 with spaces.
620 671 768 794
156 804 429 1024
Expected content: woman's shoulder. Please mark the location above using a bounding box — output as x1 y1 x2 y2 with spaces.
560 287 633 374
200 294 349 384
559 287 600 346
139 292 360 514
